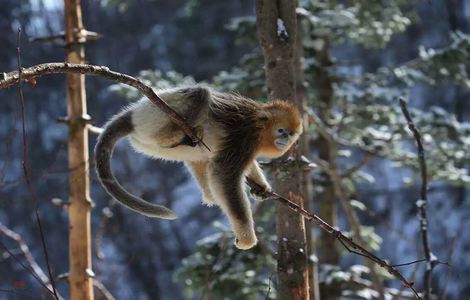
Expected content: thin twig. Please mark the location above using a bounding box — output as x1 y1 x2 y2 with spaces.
265 273 274 300
93 280 116 300
0 240 51 296
392 259 448 268
392 259 428 267
94 203 116 260
87 124 104 135
246 177 421 299
0 288 36 300
440 235 457 300
0 223 63 299
341 153 373 178
15 28 59 300
399 97 434 300
0 62 208 150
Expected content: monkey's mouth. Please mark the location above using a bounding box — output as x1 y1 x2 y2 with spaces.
275 140 288 149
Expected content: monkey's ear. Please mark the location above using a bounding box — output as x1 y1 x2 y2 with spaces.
258 111 270 122
259 115 269 122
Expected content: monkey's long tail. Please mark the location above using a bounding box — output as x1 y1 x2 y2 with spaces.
94 110 177 220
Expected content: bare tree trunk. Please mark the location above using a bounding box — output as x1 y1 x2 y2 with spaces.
256 1 309 299
312 37 340 266
65 0 94 299
312 35 384 299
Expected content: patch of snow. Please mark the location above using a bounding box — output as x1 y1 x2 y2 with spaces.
277 18 288 40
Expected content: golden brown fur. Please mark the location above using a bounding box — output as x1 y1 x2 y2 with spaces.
94 86 302 250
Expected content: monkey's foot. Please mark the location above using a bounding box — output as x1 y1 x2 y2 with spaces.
201 191 217 206
202 197 216 207
233 225 258 250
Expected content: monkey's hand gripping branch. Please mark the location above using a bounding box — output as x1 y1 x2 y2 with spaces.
0 63 209 151
246 177 422 300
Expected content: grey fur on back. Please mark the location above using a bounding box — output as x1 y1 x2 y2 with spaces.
94 109 177 219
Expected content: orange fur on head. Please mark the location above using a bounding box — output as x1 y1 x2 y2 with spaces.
268 100 303 132
257 100 303 158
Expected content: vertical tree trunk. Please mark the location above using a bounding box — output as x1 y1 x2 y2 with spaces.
312 37 340 265
256 1 310 299
65 1 94 299
313 35 384 299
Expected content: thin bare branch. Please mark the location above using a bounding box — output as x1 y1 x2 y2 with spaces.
15 28 59 300
341 153 373 178
246 177 421 299
93 280 116 300
87 124 104 135
0 62 208 150
440 235 458 300
0 288 36 300
0 223 62 299
399 97 434 300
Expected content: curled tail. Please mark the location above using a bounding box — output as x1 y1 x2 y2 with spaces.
94 110 177 220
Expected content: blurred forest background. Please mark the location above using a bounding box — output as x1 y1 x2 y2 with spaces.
1 0 470 299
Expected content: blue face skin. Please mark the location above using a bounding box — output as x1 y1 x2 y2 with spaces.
274 128 295 150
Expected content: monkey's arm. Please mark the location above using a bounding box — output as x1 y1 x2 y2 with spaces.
247 160 271 190
247 160 271 201
185 161 215 206
207 157 257 250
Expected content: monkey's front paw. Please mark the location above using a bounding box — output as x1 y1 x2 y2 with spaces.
250 184 272 202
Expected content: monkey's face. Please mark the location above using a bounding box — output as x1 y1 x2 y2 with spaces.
258 125 301 158
258 101 303 158
274 127 297 150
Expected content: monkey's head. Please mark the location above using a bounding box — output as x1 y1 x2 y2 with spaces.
258 101 303 158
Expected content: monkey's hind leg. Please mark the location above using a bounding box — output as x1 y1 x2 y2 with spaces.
186 160 216 206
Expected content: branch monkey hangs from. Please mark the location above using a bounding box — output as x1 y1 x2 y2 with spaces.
94 86 302 249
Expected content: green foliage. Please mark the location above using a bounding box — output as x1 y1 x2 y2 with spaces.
300 0 416 48
174 222 276 300
393 32 470 89
328 101 470 185
213 16 265 96
226 16 258 46
212 52 265 96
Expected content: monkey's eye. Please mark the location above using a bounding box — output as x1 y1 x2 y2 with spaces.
277 128 284 133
